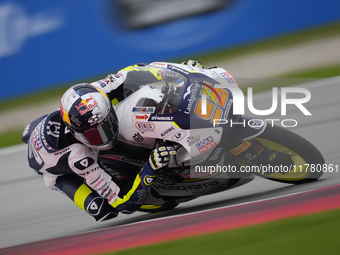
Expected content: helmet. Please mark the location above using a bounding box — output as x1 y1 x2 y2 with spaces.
181 59 204 69
60 84 119 150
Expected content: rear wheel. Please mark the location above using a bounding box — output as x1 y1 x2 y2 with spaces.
250 125 324 184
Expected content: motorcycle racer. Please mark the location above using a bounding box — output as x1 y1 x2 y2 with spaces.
21 61 201 222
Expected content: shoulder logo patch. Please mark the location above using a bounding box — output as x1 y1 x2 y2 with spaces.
74 157 95 170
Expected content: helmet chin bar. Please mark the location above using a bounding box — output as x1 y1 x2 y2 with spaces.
72 130 118 151
70 126 119 151
94 137 118 151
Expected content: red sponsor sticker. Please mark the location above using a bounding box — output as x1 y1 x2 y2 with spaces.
135 115 149 120
76 96 98 115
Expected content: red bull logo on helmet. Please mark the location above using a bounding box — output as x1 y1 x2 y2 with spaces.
76 96 98 115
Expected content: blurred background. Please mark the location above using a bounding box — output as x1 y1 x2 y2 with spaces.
0 0 340 145
1 1 340 253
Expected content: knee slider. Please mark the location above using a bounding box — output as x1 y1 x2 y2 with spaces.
86 197 118 222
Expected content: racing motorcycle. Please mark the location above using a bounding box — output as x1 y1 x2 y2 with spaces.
98 62 325 212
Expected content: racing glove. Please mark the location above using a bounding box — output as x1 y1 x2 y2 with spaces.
181 59 204 69
149 146 177 171
139 146 177 186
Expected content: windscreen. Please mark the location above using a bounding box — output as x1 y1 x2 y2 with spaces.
123 65 189 114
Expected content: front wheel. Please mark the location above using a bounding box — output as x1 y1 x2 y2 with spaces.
250 125 324 184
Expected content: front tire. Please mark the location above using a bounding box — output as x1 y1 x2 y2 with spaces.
251 125 325 184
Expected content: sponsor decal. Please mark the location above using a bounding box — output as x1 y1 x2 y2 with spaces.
98 80 107 88
54 147 70 156
92 178 105 189
143 175 157 186
135 114 149 120
156 176 177 185
245 153 257 160
76 89 85 96
268 152 277 162
32 123 43 151
187 135 200 146
88 113 102 125
89 176 101 186
46 121 61 137
153 180 220 192
220 72 236 84
78 166 99 176
135 121 155 131
196 136 217 154
132 107 155 113
108 192 117 202
185 82 223 115
199 82 222 106
253 144 264 154
150 116 174 121
100 185 110 196
22 124 30 136
64 126 70 134
151 62 166 66
161 126 175 137
183 83 199 114
98 77 112 88
209 147 223 160
75 96 98 115
74 157 95 170
133 132 144 142
230 141 252 155
71 115 82 126
87 198 102 214
184 82 222 111
168 64 189 75
105 76 115 82
40 118 53 151
172 131 186 141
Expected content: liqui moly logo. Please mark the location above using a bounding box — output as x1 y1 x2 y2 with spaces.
196 136 216 154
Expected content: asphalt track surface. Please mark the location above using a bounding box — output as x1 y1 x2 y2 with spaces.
0 77 339 253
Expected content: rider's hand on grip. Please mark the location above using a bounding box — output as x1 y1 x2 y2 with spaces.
149 146 177 171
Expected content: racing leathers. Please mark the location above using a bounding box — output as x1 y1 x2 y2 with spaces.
21 64 169 221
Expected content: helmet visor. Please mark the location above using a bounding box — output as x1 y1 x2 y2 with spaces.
74 111 118 150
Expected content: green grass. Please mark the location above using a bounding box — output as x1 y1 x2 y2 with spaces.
104 209 340 255
0 129 24 148
244 63 340 94
279 63 340 78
